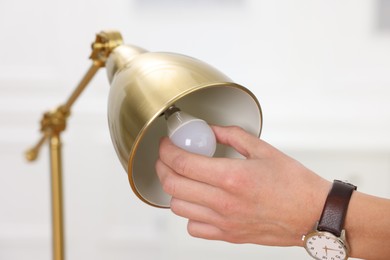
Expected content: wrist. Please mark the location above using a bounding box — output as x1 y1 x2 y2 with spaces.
303 179 332 234
345 191 390 259
302 180 356 260
296 178 331 247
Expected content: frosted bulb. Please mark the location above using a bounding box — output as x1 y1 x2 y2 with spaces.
165 108 216 157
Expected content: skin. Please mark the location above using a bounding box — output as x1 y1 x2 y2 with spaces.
155 125 390 259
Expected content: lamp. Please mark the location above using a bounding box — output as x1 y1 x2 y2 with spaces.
26 30 262 260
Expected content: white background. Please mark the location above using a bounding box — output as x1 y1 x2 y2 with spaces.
1 0 389 259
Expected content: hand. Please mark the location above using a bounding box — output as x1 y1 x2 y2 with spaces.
155 125 331 247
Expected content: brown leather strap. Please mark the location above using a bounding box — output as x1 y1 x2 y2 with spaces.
317 180 357 237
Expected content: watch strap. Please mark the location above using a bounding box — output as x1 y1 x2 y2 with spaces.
317 180 357 237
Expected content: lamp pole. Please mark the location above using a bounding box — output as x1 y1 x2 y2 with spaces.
25 31 123 260
49 133 65 260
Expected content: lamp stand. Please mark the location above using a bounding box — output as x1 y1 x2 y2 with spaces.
50 133 64 260
25 31 123 260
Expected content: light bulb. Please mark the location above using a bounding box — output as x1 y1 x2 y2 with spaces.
165 106 216 157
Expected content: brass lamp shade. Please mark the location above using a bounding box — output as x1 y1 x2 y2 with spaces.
106 45 262 208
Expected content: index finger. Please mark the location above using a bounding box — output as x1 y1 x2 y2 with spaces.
158 137 244 187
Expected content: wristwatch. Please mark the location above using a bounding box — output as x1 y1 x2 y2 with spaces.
302 180 357 260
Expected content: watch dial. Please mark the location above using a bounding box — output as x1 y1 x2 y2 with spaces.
304 232 347 260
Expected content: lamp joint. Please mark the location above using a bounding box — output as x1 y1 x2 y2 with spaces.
90 31 124 67
40 106 70 135
25 106 69 162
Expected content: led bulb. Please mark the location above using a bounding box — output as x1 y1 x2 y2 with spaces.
165 106 216 157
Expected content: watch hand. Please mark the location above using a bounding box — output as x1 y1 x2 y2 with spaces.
323 246 328 256
326 248 342 252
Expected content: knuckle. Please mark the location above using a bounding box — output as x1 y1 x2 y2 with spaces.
215 198 237 215
229 125 244 133
158 138 168 159
217 218 241 235
172 154 191 175
161 175 176 196
220 163 252 192
221 173 241 192
218 219 234 231
154 159 164 174
187 221 199 238
226 125 245 138
169 198 180 214
154 160 177 196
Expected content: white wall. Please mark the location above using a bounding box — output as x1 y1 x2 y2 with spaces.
1 0 390 259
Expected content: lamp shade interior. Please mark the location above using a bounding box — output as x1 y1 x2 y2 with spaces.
131 85 262 207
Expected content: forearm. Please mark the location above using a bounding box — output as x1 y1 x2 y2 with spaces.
346 191 390 260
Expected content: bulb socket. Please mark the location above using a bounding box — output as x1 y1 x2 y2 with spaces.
164 105 181 120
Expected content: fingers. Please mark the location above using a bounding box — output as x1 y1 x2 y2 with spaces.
187 220 225 241
155 158 227 207
158 137 243 187
170 198 221 226
187 220 243 244
211 125 260 158
169 198 245 243
157 125 267 188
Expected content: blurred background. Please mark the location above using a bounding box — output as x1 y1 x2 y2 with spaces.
1 0 389 259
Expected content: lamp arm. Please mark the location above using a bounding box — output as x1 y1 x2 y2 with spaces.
24 63 101 161
24 30 123 260
25 31 123 161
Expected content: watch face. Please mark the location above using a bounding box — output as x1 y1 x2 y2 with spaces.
304 231 348 260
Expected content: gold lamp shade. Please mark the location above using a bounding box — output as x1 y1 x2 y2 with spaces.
106 44 263 208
